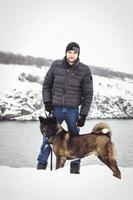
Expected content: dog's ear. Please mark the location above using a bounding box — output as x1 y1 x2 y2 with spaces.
39 116 44 124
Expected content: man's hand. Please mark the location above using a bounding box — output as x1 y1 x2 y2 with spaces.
44 102 53 113
77 114 87 127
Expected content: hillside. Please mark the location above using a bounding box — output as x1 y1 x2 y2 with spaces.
0 50 133 81
0 64 133 120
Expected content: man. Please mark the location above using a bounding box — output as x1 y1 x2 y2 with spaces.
37 42 93 174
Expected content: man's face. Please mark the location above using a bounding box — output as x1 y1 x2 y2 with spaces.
66 50 79 65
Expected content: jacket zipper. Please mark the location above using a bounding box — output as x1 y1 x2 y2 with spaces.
62 68 70 105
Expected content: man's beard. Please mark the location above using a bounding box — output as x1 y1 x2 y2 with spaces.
67 58 77 65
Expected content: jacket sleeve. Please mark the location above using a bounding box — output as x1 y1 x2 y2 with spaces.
80 67 93 116
42 62 55 104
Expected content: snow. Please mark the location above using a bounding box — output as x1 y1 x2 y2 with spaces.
0 64 133 120
0 64 132 96
0 64 133 199
0 165 133 200
0 64 48 91
93 75 133 99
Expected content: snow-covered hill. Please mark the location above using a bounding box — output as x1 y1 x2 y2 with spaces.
0 64 133 120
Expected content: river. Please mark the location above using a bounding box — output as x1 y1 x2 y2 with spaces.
0 119 133 168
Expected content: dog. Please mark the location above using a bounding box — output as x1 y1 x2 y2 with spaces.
39 116 121 179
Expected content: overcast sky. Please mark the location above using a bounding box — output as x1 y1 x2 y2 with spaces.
0 0 133 73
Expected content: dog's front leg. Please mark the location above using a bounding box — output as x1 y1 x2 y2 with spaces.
56 156 66 169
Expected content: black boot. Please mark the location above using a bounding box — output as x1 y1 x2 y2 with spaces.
70 163 80 174
37 162 47 170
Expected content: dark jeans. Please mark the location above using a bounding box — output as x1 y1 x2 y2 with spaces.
37 106 80 165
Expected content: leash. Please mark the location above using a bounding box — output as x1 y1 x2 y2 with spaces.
44 110 53 170
50 145 53 170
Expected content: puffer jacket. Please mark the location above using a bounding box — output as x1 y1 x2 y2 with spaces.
42 57 93 115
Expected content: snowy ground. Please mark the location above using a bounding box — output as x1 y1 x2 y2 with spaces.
0 165 133 200
0 64 47 91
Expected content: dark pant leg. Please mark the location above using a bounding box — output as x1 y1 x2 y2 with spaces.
65 107 80 165
37 136 51 165
53 106 65 124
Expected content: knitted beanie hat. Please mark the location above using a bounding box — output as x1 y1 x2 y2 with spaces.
65 42 80 55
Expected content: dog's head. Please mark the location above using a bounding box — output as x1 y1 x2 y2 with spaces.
39 116 59 138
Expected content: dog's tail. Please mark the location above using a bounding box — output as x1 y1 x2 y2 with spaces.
91 122 112 137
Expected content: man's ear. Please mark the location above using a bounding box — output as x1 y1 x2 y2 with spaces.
39 116 44 124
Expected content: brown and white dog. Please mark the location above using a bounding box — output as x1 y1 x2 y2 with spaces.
39 116 121 179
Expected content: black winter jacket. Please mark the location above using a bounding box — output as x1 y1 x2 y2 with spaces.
42 57 93 115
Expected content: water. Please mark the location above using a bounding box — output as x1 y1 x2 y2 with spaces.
0 119 133 168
